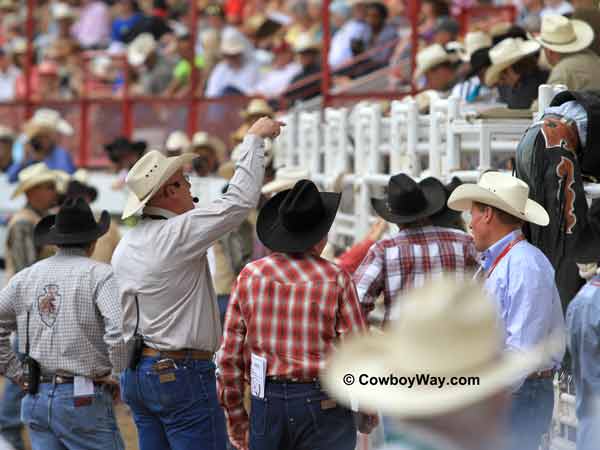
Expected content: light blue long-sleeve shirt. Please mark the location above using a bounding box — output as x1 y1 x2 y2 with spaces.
567 277 600 450
7 145 76 183
482 230 566 369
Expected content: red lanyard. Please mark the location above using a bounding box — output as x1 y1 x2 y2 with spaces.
486 235 525 278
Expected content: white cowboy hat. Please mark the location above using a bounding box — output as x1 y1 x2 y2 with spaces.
127 33 157 67
11 162 58 199
484 38 540 86
52 2 76 20
220 33 246 55
166 130 191 154
10 37 27 54
447 171 549 226
24 108 74 139
293 33 320 53
122 150 195 219
191 132 226 162
242 98 274 119
414 44 452 79
536 15 594 54
261 167 310 195
321 278 552 418
460 31 492 62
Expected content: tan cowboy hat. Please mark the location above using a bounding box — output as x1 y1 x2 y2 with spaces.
447 171 549 226
262 167 311 195
220 33 246 55
52 2 76 21
122 150 195 219
165 130 191 154
460 31 492 62
321 278 552 418
242 99 274 119
191 132 226 162
536 15 594 54
484 38 540 86
414 44 452 79
24 108 74 140
293 33 320 53
127 33 157 67
11 162 58 199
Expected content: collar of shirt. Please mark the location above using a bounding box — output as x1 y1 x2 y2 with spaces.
481 229 523 272
142 206 177 219
55 247 88 257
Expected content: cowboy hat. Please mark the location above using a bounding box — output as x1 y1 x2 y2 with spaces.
10 37 27 54
257 179 341 253
0 125 14 140
127 33 157 67
536 15 594 54
321 278 549 418
191 131 226 162
371 174 446 224
52 2 76 21
122 150 196 219
261 167 311 195
64 178 98 203
464 47 491 80
104 137 147 163
447 171 549 226
165 130 191 155
430 176 464 228
24 108 74 139
572 198 600 263
241 98 274 119
460 31 492 62
293 33 320 53
11 162 58 199
414 44 453 79
34 197 109 246
484 37 540 86
220 33 246 55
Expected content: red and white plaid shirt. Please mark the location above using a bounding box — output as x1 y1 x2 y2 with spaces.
216 252 366 446
353 225 478 324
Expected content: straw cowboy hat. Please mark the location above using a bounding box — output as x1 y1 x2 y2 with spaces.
261 167 311 195
293 33 320 53
414 44 453 79
321 278 549 418
241 99 274 119
127 33 157 67
220 33 246 55
52 2 76 21
191 132 226 162
256 179 341 253
24 108 74 140
11 162 58 199
165 130 191 155
536 15 594 54
447 171 549 226
371 174 446 224
122 150 195 219
460 31 492 62
34 197 109 247
484 38 540 86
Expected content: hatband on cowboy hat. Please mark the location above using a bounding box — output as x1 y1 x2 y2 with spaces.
122 150 195 219
257 179 341 253
321 277 554 418
11 162 58 199
484 37 540 86
447 171 549 226
371 174 446 224
34 197 109 246
536 15 594 54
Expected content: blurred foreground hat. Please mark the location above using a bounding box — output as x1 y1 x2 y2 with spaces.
24 108 73 140
11 162 58 199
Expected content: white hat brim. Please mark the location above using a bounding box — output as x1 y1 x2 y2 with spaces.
536 20 595 54
121 153 195 219
447 184 549 226
261 178 298 195
485 40 540 86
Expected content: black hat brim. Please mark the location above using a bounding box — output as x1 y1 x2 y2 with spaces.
34 210 111 246
257 190 341 253
371 177 446 224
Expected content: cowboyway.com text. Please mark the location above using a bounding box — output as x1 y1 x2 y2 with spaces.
342 373 480 389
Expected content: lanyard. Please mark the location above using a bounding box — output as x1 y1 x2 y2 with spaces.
485 235 525 278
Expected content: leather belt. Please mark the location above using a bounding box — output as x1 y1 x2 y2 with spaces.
39 374 109 385
266 376 319 384
527 369 553 380
142 347 214 361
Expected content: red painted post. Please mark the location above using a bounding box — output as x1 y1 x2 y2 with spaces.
25 0 36 119
122 56 133 138
79 54 90 167
187 0 200 136
409 0 420 96
321 0 331 108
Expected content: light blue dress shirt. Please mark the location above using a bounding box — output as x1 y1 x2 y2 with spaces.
567 277 600 450
482 230 566 369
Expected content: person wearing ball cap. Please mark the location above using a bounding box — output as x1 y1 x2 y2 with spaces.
447 171 565 450
111 117 283 450
217 179 377 450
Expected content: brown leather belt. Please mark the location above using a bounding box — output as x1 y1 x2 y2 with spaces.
527 369 553 380
266 376 319 384
39 374 109 385
142 347 214 361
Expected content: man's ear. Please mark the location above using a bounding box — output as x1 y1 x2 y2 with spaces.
483 206 494 224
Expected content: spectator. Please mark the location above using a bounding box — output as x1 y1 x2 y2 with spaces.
205 33 260 97
164 29 205 97
572 0 600 56
7 109 76 183
451 32 494 103
111 0 144 44
189 131 226 176
285 33 321 102
328 0 357 68
35 60 62 100
431 17 460 46
485 38 548 109
127 32 174 95
365 1 398 66
0 47 19 100
165 130 190 157
252 38 302 97
71 0 111 49
240 98 274 126
105 136 147 173
415 43 459 93
285 1 321 48
536 15 600 91
200 3 252 57
518 0 544 32
121 0 172 42
541 0 574 17
0 126 13 172
35 2 77 57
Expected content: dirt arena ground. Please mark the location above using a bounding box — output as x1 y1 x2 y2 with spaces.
0 377 140 450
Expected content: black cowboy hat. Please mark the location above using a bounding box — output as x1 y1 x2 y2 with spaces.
371 174 446 224
34 197 110 246
465 47 491 80
430 176 464 229
572 199 600 264
104 137 147 163
65 179 98 203
256 179 341 253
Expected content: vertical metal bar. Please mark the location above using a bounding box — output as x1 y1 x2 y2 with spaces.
320 0 331 108
187 0 200 136
25 0 36 118
408 0 420 95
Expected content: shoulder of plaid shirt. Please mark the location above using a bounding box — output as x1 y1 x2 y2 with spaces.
216 252 367 446
0 247 128 381
352 225 479 323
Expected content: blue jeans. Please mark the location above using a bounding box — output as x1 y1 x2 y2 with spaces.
120 357 227 450
0 378 25 450
217 295 230 328
249 381 357 450
509 378 554 450
20 382 124 450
